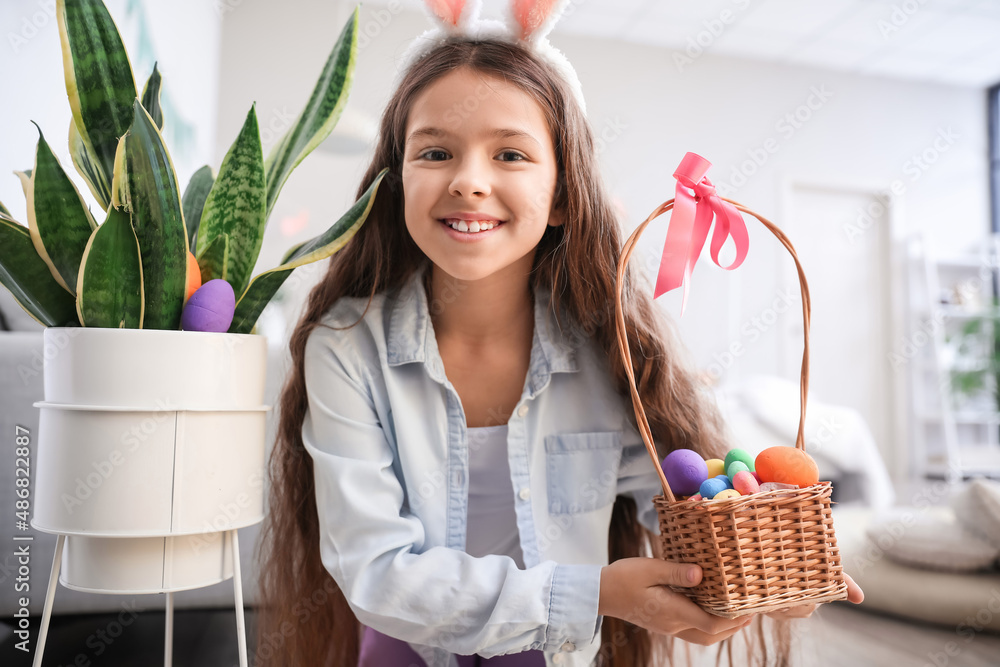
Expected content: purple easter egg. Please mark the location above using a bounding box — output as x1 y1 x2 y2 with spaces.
181 279 236 333
660 448 709 496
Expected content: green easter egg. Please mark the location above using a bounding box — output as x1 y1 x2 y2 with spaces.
724 448 755 473
727 460 750 478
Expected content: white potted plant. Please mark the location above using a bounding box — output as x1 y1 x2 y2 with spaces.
0 0 385 664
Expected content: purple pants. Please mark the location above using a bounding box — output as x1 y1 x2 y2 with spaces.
358 626 547 667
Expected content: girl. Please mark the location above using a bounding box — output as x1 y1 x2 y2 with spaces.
256 8 863 667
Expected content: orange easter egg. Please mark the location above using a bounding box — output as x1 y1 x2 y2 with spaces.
754 446 819 488
185 250 202 302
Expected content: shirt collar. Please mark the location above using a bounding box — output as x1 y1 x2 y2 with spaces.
387 263 581 389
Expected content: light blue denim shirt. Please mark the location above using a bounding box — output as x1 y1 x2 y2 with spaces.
302 262 663 667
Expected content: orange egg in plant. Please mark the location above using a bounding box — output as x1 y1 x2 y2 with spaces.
185 250 202 303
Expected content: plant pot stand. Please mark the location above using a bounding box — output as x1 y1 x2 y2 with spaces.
28 328 269 667
33 529 251 667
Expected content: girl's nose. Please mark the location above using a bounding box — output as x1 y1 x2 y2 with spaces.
448 157 491 199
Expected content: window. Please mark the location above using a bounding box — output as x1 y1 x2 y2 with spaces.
991 82 999 235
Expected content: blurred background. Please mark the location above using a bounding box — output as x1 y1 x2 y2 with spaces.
2 0 1000 664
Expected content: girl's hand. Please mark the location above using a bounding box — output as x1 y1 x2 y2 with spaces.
598 558 753 646
763 571 865 621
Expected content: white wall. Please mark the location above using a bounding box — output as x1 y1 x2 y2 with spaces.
214 0 989 383
0 0 221 224
5 1 989 466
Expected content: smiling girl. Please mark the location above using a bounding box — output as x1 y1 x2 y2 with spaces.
254 4 862 667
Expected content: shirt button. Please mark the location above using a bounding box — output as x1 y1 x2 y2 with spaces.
561 641 576 652
517 404 529 417
553 654 564 664
518 487 531 501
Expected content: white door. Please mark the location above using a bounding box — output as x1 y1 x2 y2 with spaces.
782 184 895 466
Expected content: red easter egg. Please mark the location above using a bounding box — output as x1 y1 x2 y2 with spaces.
754 446 819 488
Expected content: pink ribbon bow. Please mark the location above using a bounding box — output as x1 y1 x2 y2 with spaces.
654 152 750 313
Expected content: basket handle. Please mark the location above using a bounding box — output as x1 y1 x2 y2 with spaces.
614 198 813 503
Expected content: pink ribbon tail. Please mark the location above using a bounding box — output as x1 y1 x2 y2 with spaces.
653 153 750 314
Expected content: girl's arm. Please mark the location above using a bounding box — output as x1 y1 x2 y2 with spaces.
301 327 602 658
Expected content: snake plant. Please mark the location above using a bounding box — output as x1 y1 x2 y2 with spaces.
0 0 386 333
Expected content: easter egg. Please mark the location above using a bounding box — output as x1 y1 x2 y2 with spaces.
727 461 750 479
185 250 202 302
724 448 755 473
661 449 709 496
699 477 728 500
755 447 819 488
751 471 762 484
732 470 759 495
705 458 726 478
714 488 741 500
714 474 733 490
688 494 703 501
181 279 235 333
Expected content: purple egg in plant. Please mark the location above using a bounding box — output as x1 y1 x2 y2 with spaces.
660 448 709 496
181 279 236 333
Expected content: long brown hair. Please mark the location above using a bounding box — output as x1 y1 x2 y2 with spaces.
255 38 792 667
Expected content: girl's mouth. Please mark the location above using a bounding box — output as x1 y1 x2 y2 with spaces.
439 218 505 240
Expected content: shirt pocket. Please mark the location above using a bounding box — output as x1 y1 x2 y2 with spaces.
544 431 622 514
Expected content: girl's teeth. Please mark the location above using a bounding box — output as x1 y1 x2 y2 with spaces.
447 220 495 233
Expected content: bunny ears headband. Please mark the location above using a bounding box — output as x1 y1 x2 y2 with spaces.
400 0 587 114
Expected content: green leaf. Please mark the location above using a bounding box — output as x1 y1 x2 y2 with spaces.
140 62 163 130
69 117 112 210
57 0 138 193
0 200 10 217
28 122 98 296
263 7 358 221
182 165 214 249
196 105 266 298
229 168 386 334
0 216 79 327
197 232 229 283
111 99 188 330
76 207 143 328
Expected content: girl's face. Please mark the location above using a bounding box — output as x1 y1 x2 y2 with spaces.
402 67 562 283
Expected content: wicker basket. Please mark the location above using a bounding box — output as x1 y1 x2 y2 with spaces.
614 185 849 619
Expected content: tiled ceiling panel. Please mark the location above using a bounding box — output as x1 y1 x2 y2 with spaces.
376 0 1000 87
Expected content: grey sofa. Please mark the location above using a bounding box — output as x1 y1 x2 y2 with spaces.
0 289 279 617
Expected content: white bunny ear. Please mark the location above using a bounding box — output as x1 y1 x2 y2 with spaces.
508 0 570 43
421 0 482 33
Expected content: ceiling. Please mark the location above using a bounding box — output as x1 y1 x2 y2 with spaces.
377 0 1000 88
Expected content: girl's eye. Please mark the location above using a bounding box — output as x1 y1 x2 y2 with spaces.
496 151 526 162
419 149 449 161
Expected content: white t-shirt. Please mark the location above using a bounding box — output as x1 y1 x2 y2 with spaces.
465 424 525 569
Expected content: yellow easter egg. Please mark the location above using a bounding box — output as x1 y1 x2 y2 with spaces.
705 458 726 478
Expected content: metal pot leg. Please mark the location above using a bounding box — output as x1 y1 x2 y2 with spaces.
32 534 65 667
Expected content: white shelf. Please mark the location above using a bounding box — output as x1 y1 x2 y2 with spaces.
906 233 1000 481
922 412 1000 424
935 258 993 270
926 447 1000 478
934 304 1000 319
